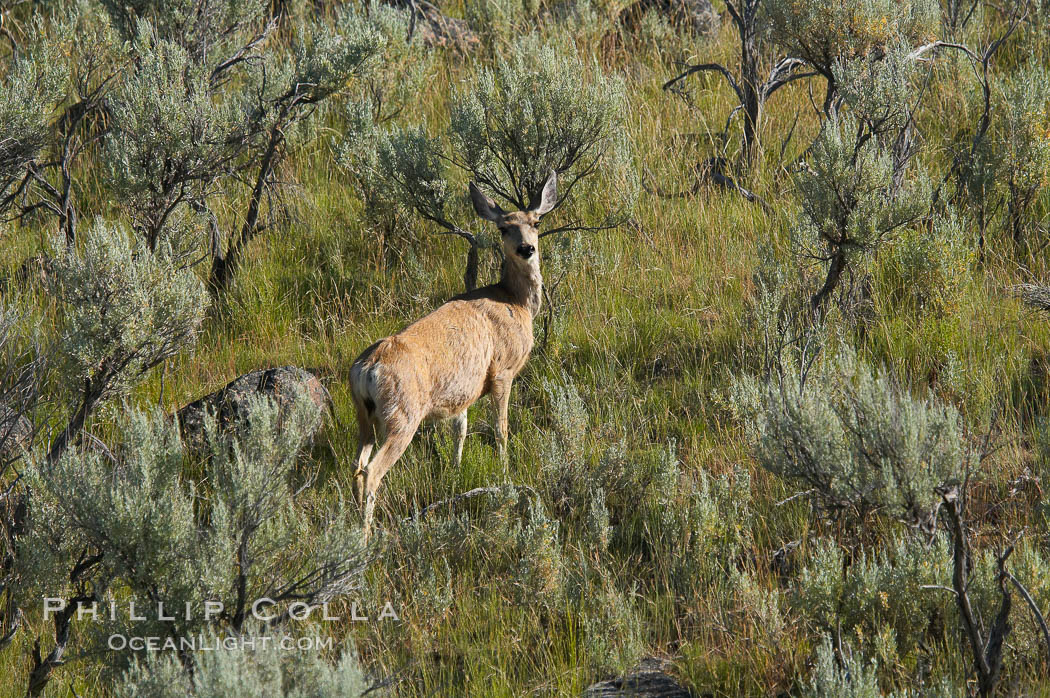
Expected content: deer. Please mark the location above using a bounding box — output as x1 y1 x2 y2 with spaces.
349 171 558 537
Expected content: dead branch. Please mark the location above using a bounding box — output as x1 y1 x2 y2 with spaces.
407 486 504 522
943 490 1013 697
663 62 744 102
1003 567 1050 669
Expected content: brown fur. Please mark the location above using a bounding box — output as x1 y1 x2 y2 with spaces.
349 175 557 536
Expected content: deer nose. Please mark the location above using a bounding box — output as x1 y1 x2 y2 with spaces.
516 244 535 259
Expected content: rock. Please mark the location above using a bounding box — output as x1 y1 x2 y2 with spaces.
389 0 479 51
619 0 720 38
1013 283 1050 312
583 658 694 698
0 405 32 462
176 367 330 447
415 8 479 50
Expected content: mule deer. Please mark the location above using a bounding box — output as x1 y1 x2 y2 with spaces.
349 172 557 536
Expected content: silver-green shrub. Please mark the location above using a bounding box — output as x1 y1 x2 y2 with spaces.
793 536 954 661
343 34 636 292
49 218 206 408
0 213 210 692
106 23 241 249
539 372 755 592
107 5 386 255
8 2 396 293
538 373 596 519
0 22 67 207
465 0 547 49
207 4 391 292
22 396 368 677
794 113 929 309
732 348 964 523
801 634 957 697
803 629 969 697
962 63 1050 249
98 0 264 68
450 35 635 217
578 571 646 675
538 374 674 556
280 9 387 107
834 43 918 147
375 483 565 604
878 207 974 314
765 0 938 108
365 123 455 231
0 302 42 468
0 6 120 243
512 497 566 605
800 635 885 698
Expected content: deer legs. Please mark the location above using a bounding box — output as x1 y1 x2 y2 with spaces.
354 385 512 538
352 410 375 482
354 418 418 541
450 411 468 467
489 376 512 478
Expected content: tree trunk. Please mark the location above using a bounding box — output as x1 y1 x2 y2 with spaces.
822 74 838 117
209 118 284 296
463 243 478 292
944 496 1011 698
810 248 847 310
26 594 95 697
738 3 760 167
46 379 102 465
741 86 761 167
209 252 231 296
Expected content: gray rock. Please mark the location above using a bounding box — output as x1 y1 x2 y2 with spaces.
583 658 693 698
619 0 720 37
414 7 479 50
387 0 479 51
176 367 330 446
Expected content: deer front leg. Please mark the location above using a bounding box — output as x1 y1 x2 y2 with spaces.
489 376 512 478
450 412 468 467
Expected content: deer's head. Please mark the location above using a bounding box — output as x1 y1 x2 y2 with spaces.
469 171 557 270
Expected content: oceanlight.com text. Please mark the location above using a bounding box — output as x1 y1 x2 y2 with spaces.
107 634 335 652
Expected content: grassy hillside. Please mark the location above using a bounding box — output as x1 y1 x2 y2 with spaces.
4 0 1050 695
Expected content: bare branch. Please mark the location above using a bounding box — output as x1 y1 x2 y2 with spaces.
663 63 745 103
1004 568 1050 669
405 486 504 522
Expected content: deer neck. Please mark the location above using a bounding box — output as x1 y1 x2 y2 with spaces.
499 258 543 317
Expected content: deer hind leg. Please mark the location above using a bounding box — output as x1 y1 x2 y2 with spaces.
359 421 419 539
450 412 468 468
351 407 377 508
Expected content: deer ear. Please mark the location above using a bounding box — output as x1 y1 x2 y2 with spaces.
469 182 505 222
532 170 558 216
